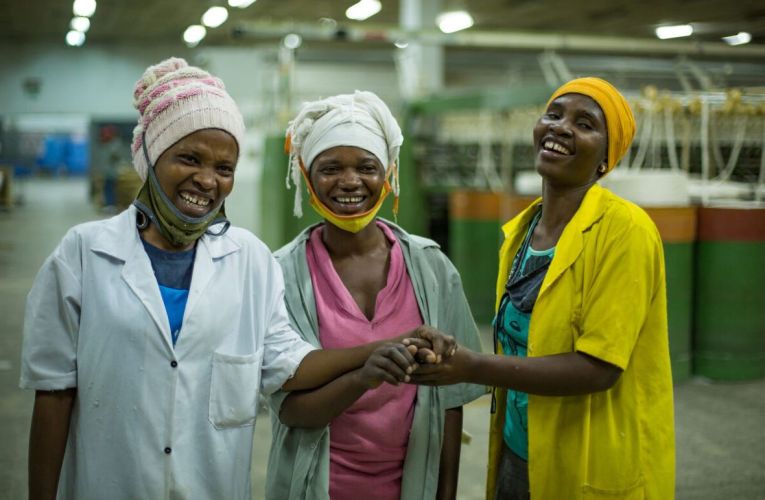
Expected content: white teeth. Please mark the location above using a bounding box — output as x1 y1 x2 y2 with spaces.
180 192 210 207
336 196 363 203
544 141 571 155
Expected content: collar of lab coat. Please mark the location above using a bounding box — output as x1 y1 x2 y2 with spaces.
91 205 241 262
89 205 242 353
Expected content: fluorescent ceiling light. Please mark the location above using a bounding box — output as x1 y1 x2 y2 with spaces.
183 25 207 47
228 0 256 7
437 10 474 34
722 32 752 46
202 6 228 28
66 30 86 47
345 0 381 21
655 24 693 40
70 16 91 33
283 33 302 49
72 0 96 17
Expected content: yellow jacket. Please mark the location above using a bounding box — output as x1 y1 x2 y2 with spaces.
487 184 675 499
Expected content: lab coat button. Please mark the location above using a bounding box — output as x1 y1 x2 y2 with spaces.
164 447 172 454
170 361 178 368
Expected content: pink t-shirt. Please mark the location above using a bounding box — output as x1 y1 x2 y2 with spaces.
306 222 422 500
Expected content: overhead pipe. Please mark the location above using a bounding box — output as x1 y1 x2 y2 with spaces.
231 21 765 58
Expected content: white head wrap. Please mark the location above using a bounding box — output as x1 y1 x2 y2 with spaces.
285 90 403 217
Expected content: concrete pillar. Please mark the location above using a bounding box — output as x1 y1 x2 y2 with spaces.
398 0 443 99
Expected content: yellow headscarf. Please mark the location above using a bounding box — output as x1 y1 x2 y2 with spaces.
547 77 636 174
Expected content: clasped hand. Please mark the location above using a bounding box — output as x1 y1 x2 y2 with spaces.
356 326 459 390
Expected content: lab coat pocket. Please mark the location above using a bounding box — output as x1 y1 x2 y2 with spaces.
209 349 262 429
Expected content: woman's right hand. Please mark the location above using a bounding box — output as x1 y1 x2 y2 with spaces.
407 347 477 386
354 342 418 389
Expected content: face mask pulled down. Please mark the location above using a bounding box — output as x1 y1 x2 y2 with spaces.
133 135 229 247
300 163 393 234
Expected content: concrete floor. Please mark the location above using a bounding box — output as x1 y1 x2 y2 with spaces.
1 177 764 499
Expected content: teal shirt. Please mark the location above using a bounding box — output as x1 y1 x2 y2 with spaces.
498 245 554 460
266 220 487 500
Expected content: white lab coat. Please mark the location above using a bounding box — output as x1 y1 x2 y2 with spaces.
20 206 315 500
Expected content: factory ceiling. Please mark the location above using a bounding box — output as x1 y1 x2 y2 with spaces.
3 0 765 54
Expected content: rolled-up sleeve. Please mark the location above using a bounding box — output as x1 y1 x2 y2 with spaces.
259 258 317 396
20 239 81 390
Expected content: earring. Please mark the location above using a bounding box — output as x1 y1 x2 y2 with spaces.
598 165 607 174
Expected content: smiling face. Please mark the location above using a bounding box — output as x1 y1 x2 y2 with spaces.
533 93 608 189
309 146 386 216
153 128 238 218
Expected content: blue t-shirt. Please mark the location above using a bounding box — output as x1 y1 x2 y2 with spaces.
141 239 195 346
497 242 554 460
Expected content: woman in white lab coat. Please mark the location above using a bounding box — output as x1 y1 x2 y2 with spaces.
19 58 445 500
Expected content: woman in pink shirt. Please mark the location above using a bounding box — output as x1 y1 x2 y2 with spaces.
266 91 485 500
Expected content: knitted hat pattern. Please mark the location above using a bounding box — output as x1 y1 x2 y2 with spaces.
130 57 245 181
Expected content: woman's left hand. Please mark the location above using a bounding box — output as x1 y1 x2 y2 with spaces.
401 325 457 364
355 342 418 389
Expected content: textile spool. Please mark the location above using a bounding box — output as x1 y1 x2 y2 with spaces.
448 191 505 324
601 170 690 206
643 207 697 382
694 205 765 380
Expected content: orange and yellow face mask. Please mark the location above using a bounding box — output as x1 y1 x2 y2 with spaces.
298 161 397 234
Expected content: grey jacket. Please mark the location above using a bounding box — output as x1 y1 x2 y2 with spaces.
266 220 487 500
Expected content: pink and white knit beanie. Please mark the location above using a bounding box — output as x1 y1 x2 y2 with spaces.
131 57 245 181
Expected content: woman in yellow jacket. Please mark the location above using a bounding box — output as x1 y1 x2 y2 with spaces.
411 77 675 499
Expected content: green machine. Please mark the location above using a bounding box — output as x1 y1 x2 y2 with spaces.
694 206 765 380
258 134 321 251
644 207 697 382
